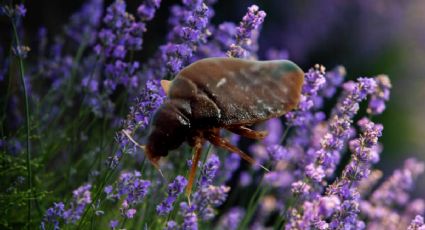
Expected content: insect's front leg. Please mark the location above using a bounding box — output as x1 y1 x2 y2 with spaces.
226 125 268 140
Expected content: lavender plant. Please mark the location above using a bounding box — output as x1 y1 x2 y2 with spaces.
0 1 423 230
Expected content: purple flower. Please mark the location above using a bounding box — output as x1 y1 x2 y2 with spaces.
367 75 392 115
41 202 65 230
2 4 26 18
315 66 346 108
191 185 231 221
65 0 103 44
408 215 425 230
291 180 311 198
370 158 424 207
125 208 137 219
318 195 341 217
263 118 283 146
266 144 287 161
109 219 119 229
308 78 378 181
117 171 151 205
199 154 220 187
161 0 210 74
222 153 241 182
165 221 178 230
62 184 92 223
180 203 198 230
218 207 245 230
137 0 161 21
285 65 326 127
118 79 165 156
15 4 27 17
156 175 188 216
227 5 266 58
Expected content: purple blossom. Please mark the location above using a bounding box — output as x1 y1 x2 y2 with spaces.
180 203 198 230
109 219 119 229
308 78 377 182
266 144 287 161
41 202 65 230
285 65 326 127
191 184 231 221
218 207 245 230
367 75 392 115
263 118 283 146
137 0 161 21
161 0 210 74
227 5 266 58
199 154 220 187
164 220 178 230
323 118 382 229
1 4 26 18
222 153 241 182
118 79 165 156
291 180 312 198
64 0 103 44
63 184 92 223
116 171 151 205
370 158 424 207
15 4 27 17
156 175 188 216
125 208 137 218
408 215 425 230
314 65 346 108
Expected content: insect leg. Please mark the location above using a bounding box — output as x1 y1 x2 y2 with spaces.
186 139 203 197
226 125 268 140
206 131 269 172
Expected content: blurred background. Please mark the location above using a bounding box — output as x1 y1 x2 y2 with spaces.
3 0 424 194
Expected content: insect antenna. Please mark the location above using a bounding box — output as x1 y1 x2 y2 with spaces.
122 129 146 151
121 130 167 179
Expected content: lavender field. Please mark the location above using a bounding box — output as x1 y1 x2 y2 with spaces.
1 0 425 229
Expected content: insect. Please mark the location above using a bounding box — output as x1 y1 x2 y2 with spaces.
141 57 304 195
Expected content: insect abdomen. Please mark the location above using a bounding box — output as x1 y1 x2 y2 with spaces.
174 58 304 125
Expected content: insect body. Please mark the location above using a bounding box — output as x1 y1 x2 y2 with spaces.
145 57 304 195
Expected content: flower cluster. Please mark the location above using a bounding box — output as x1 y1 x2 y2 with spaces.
41 184 92 228
2 1 424 229
227 5 266 58
156 175 188 216
104 171 151 219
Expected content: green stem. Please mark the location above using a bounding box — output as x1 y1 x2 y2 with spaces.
11 22 32 228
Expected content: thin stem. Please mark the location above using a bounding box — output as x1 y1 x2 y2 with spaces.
11 22 32 228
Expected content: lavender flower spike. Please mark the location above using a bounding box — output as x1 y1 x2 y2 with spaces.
162 0 210 74
307 78 377 182
63 184 93 223
367 74 392 115
227 5 266 58
157 175 188 216
41 202 65 230
180 203 198 230
408 215 425 230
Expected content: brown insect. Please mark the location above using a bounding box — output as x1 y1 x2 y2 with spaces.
133 57 304 195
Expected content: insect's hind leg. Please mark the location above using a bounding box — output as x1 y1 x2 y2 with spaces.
186 139 203 197
205 130 269 172
226 125 268 140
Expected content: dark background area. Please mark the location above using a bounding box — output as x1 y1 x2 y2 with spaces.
2 0 424 195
